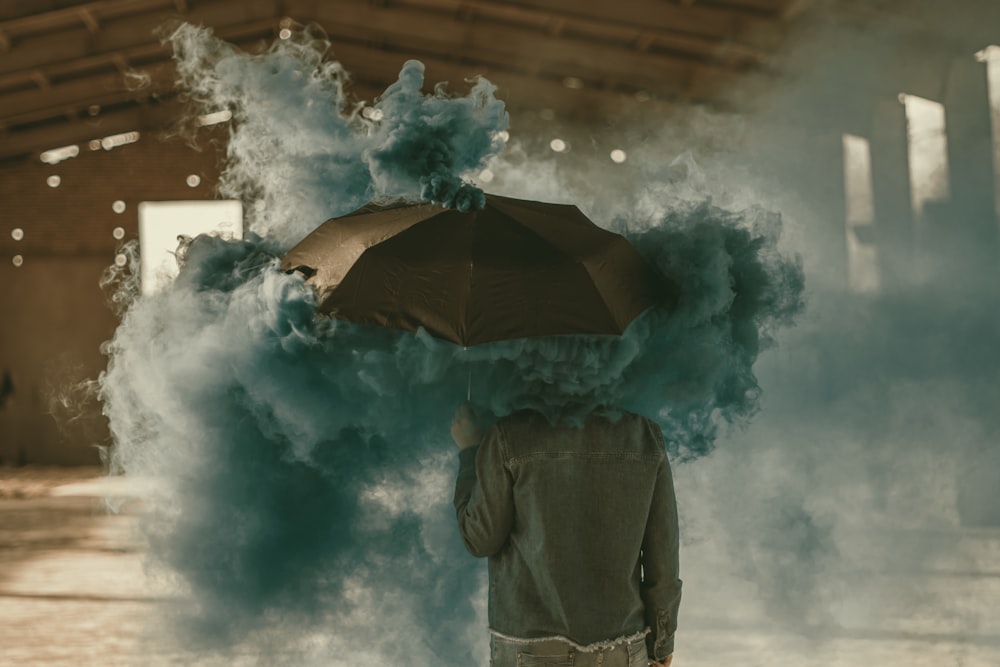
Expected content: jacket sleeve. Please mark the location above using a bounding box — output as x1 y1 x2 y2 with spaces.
453 425 514 557
640 421 683 660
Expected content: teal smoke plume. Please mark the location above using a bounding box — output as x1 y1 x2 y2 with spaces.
100 24 803 663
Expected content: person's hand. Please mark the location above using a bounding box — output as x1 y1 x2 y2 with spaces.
649 654 673 666
451 401 485 449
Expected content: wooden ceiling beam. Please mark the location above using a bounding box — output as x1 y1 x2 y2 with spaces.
78 7 101 33
0 72 30 93
322 38 680 121
111 52 132 74
1 0 764 122
0 16 277 94
394 0 772 62
315 8 672 87
0 0 780 159
0 0 280 76
0 1 90 24
1 62 176 124
0 37 680 162
781 0 814 20
31 71 52 90
0 0 172 37
0 100 180 162
402 0 784 47
303 4 746 100
0 20 278 130
0 48 156 95
702 0 789 15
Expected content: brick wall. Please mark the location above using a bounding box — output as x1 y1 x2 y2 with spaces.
0 131 226 465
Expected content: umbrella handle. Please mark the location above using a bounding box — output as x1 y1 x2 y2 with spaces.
463 346 472 401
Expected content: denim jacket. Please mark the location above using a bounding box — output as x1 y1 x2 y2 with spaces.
454 408 682 661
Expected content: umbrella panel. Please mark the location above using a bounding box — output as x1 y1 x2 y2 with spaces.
282 194 667 346
326 208 620 345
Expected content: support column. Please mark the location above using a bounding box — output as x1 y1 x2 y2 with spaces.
813 129 851 294
870 97 914 291
941 55 998 289
979 46 1000 229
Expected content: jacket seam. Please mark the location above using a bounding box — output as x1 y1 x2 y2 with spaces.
497 423 512 466
643 417 667 462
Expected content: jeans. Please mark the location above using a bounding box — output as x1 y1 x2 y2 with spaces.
490 634 648 667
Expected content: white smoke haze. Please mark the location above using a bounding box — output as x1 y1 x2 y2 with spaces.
651 5 1000 665
96 8 1000 667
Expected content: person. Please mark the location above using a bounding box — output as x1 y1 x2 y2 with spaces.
452 401 681 667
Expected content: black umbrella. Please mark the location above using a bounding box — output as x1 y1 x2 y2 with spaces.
281 194 669 347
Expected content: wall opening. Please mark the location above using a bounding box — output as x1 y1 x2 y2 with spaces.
137 200 243 296
842 134 880 292
900 94 951 264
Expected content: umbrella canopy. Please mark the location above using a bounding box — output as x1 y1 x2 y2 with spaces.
281 194 669 346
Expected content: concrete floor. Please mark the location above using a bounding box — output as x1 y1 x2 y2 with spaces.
1 468 998 666
0 468 167 666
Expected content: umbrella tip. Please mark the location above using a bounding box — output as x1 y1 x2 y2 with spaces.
420 178 486 212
